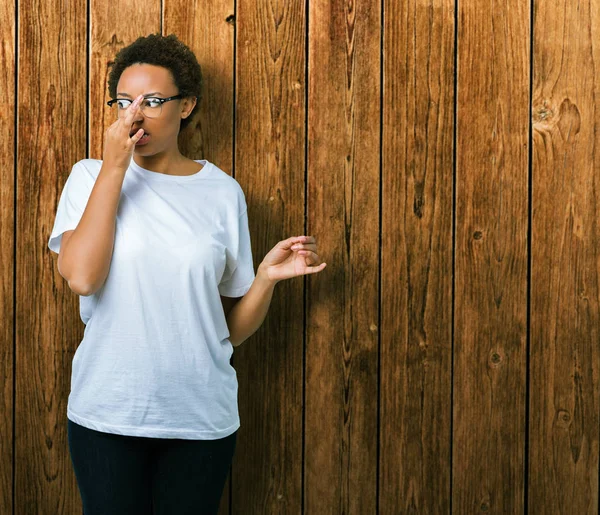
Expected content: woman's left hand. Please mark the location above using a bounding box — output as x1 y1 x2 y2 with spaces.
258 235 327 284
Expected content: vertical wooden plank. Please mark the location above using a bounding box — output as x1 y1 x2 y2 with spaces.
163 3 235 512
380 0 455 512
305 0 380 512
89 1 160 159
530 0 600 511
453 0 529 512
69 0 158 512
165 1 236 168
0 0 15 512
232 0 306 512
21 0 86 511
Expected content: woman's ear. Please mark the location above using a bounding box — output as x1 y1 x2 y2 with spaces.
181 96 197 118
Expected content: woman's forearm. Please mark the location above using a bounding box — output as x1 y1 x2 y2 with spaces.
226 265 278 347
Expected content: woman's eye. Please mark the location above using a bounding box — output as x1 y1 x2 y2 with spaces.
145 98 161 108
116 99 131 109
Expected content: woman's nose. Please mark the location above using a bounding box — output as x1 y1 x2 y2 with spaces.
132 108 145 121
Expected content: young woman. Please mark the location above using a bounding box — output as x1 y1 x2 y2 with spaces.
48 33 326 514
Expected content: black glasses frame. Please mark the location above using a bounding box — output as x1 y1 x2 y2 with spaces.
106 94 185 109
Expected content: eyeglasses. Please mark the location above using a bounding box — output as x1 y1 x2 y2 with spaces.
106 94 184 118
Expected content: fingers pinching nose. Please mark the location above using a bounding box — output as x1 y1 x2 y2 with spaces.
131 95 142 109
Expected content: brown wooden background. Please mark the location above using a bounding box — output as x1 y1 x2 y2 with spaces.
1 0 598 512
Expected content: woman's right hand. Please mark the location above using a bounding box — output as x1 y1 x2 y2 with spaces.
102 94 145 172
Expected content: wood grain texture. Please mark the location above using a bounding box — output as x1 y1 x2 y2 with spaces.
163 1 236 512
305 0 380 513
166 0 236 165
529 0 600 512
0 0 14 512
20 0 87 511
8 0 599 511
453 0 529 512
232 0 306 512
89 0 160 159
380 0 455 512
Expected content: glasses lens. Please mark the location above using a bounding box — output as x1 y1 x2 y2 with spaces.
112 99 130 118
142 98 162 118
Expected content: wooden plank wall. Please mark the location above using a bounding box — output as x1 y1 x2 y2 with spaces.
381 0 454 511
0 0 15 511
454 0 529 511
2 0 598 513
530 0 600 512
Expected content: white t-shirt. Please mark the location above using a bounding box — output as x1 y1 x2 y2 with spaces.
48 157 255 440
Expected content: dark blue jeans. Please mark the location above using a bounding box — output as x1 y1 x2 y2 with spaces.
67 418 237 515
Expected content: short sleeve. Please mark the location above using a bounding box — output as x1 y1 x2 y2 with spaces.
47 161 95 254
218 206 256 297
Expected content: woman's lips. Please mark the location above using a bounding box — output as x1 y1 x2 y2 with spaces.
135 133 150 146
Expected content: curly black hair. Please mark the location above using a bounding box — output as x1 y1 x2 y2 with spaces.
107 33 202 131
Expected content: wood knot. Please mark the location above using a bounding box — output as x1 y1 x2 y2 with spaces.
533 98 555 124
489 350 503 367
555 409 571 428
557 98 581 141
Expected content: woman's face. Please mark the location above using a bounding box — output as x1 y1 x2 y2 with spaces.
115 63 196 156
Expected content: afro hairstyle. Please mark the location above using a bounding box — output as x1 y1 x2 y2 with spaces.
107 33 202 131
